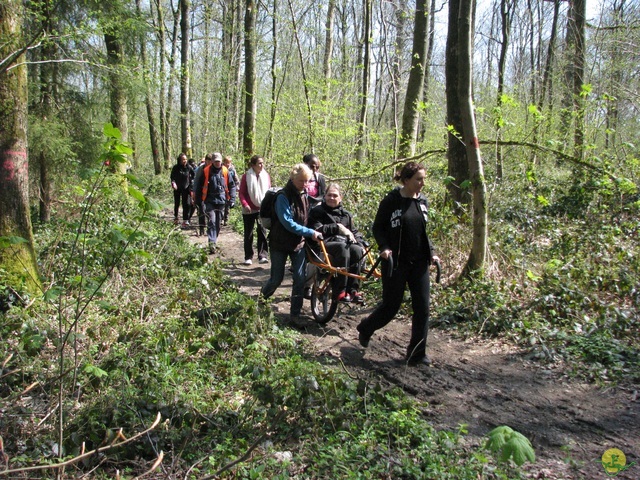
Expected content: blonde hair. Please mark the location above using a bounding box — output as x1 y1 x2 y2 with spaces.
290 163 312 180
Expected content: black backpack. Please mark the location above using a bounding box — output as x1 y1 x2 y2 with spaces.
259 187 282 230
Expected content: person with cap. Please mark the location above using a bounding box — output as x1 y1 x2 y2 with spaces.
194 152 229 253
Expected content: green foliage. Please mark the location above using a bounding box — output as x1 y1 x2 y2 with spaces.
486 426 535 466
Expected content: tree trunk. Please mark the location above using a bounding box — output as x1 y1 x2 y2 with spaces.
37 2 56 223
561 0 587 160
105 32 129 149
0 0 40 294
288 0 314 151
494 0 513 181
419 0 437 142
138 0 162 176
323 0 336 102
445 0 470 213
355 0 371 164
399 0 429 159
243 0 257 160
180 0 192 158
152 0 169 171
266 0 278 158
391 1 406 147
458 0 487 275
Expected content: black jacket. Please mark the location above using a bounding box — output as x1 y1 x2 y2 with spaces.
308 202 364 245
372 187 435 263
269 180 310 252
170 162 194 191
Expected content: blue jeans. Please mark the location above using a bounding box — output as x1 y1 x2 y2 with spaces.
261 247 307 316
204 203 224 244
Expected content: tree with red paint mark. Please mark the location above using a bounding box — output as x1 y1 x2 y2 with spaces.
0 0 41 295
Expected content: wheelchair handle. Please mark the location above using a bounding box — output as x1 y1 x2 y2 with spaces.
433 258 441 284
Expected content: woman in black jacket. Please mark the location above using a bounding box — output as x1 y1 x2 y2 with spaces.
356 162 440 366
308 183 365 303
170 153 194 226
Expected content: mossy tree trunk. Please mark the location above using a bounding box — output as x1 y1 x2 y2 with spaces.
0 0 41 294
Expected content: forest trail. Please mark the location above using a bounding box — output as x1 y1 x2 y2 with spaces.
176 215 639 480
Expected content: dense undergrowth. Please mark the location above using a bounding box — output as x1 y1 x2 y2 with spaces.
1 133 638 477
1 173 521 478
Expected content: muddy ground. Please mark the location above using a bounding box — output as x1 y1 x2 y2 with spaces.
178 216 639 479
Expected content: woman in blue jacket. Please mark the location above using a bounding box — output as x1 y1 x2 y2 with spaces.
356 162 440 366
261 163 322 322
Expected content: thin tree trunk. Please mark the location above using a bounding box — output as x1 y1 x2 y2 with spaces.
104 31 129 176
180 0 192 157
458 0 487 275
165 2 181 166
419 0 437 142
288 0 314 151
266 0 278 157
391 1 406 142
233 0 244 151
152 0 169 171
323 0 336 102
399 0 429 159
494 0 513 181
0 0 40 294
242 0 257 160
355 0 371 163
37 1 56 222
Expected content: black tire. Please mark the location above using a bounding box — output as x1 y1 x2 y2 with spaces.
310 273 338 324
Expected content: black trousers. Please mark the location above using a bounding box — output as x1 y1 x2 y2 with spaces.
242 212 268 260
322 241 364 293
173 189 190 221
357 256 431 360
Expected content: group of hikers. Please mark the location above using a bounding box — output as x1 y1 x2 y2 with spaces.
170 152 240 252
171 153 441 366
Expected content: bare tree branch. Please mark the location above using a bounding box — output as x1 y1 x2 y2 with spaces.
0 413 162 477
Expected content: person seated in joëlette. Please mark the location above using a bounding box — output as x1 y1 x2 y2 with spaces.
307 183 366 303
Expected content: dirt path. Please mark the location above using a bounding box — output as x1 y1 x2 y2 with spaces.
180 217 639 479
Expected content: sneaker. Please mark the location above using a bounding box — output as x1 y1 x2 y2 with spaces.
336 290 351 302
350 291 364 304
181 221 190 228
208 243 217 254
258 257 269 264
243 259 253 265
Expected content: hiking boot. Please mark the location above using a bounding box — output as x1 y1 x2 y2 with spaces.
357 331 370 348
406 355 432 367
